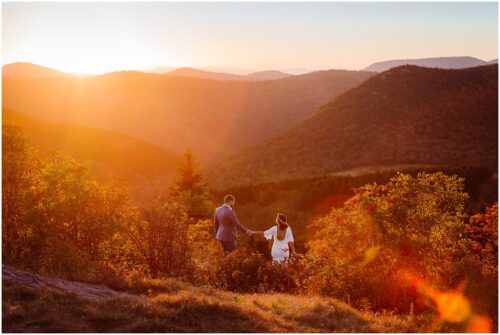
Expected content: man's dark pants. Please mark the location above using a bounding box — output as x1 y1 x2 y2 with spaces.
220 240 237 254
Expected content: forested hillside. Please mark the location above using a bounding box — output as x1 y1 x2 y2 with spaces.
364 56 490 72
4 113 497 333
209 65 498 187
3 109 178 203
2 63 373 162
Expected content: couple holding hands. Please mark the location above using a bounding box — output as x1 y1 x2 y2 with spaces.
213 195 296 263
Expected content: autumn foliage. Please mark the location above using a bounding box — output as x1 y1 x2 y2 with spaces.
2 124 497 331
465 203 498 279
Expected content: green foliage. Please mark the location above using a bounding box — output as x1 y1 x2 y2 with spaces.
3 124 497 325
174 190 214 220
187 219 223 284
211 251 304 294
2 124 42 265
465 203 498 279
128 202 194 278
2 125 130 278
170 150 213 219
170 150 206 196
304 172 472 310
212 165 497 249
3 108 179 207
461 203 498 321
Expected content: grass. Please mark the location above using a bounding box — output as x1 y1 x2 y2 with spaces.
2 279 435 333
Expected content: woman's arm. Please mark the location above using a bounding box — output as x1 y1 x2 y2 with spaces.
288 241 296 255
251 231 265 236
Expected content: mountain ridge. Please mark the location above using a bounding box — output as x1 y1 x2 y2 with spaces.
208 64 498 187
3 108 179 203
364 56 490 72
3 63 292 82
2 62 69 78
3 64 374 163
164 67 292 81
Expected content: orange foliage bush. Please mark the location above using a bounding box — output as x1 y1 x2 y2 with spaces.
128 202 194 278
304 172 473 311
3 125 130 279
465 203 498 279
211 251 304 294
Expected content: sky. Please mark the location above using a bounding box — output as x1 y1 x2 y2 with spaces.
2 2 498 74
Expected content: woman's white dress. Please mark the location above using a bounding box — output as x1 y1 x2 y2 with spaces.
263 226 294 263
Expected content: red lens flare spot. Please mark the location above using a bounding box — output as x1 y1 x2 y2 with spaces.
466 315 493 333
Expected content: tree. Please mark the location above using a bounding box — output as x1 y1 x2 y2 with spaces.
170 150 206 197
2 125 130 278
170 150 213 219
2 124 42 265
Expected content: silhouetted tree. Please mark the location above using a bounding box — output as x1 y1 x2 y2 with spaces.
170 150 213 220
170 150 206 196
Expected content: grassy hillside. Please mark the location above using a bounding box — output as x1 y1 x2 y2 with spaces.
208 65 498 187
3 109 179 204
2 63 373 162
2 266 433 333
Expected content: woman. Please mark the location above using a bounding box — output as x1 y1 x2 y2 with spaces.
252 213 295 263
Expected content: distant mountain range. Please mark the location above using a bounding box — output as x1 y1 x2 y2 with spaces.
2 63 373 163
3 108 178 203
208 64 498 188
3 63 293 82
164 67 292 81
2 62 69 78
364 56 498 72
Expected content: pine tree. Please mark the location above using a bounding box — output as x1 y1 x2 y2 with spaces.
170 150 206 197
169 150 213 220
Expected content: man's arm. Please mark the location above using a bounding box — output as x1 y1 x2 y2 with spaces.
214 212 220 236
228 209 252 235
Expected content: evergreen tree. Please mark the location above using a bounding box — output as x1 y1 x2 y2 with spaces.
170 150 213 220
170 150 207 197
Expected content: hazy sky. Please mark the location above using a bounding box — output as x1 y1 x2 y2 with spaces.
2 2 498 74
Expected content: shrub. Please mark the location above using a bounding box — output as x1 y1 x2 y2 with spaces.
304 172 471 311
465 202 498 279
212 251 304 294
462 203 498 321
187 219 223 285
2 125 130 278
128 202 194 278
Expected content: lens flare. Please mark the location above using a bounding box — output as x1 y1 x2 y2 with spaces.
466 315 493 333
397 269 490 331
435 292 471 323
363 246 380 264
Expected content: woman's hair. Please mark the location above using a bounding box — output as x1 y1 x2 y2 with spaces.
277 213 288 229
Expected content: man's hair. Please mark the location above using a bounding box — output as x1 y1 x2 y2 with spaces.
224 194 235 203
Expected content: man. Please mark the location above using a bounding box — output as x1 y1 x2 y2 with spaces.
214 194 253 253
